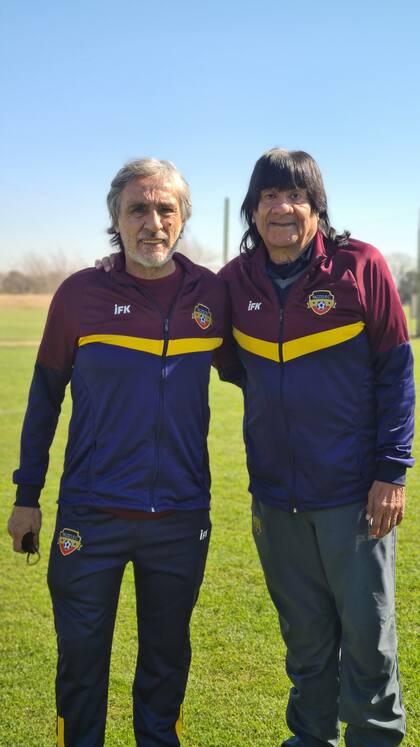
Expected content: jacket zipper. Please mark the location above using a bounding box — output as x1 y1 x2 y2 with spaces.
149 316 170 512
148 277 192 511
123 283 173 513
251 247 325 514
108 265 199 512
285 266 325 513
277 304 298 514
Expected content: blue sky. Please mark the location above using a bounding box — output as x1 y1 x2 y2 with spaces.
1 0 419 272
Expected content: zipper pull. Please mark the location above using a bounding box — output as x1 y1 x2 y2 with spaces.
164 318 169 335
279 309 284 323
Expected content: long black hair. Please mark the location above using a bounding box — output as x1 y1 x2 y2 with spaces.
240 148 349 254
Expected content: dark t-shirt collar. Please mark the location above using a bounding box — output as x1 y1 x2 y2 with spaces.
266 240 314 280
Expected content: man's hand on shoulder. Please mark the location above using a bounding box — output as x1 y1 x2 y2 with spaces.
94 253 118 272
8 506 42 553
366 481 405 539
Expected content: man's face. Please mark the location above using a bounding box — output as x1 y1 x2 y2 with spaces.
116 176 184 276
253 187 319 263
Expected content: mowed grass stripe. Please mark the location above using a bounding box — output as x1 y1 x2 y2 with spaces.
0 340 40 346
0 298 418 747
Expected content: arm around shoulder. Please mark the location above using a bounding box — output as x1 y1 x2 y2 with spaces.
212 278 244 387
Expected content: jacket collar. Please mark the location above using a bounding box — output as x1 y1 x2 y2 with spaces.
241 230 328 281
247 230 327 268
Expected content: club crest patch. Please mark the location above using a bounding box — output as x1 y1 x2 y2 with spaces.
192 304 213 330
307 290 336 316
58 528 82 556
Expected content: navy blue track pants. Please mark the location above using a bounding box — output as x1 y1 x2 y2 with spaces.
252 498 405 747
47 505 211 747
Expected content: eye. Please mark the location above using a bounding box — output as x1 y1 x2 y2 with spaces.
290 190 307 202
159 204 178 215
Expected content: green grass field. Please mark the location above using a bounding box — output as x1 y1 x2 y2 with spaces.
0 298 418 747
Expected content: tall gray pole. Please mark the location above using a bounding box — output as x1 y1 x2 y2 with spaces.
417 208 420 336
223 197 230 265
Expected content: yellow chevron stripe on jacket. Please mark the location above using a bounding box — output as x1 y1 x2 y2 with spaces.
283 321 365 361
233 322 365 363
233 327 280 362
167 337 222 355
78 334 223 357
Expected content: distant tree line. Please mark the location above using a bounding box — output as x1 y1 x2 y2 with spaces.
0 248 416 300
0 239 219 295
385 252 418 305
0 253 82 294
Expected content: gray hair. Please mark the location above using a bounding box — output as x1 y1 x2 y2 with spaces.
106 158 192 247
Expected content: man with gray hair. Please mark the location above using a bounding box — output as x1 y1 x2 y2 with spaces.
8 158 226 746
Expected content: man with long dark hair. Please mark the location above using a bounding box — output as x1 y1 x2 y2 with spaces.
215 148 414 746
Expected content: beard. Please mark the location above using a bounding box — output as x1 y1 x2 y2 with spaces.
125 235 181 269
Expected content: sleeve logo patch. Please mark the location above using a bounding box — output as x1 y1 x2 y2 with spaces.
307 290 336 315
192 304 213 330
58 528 83 556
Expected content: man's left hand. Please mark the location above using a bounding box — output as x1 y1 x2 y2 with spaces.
366 481 405 539
94 254 117 272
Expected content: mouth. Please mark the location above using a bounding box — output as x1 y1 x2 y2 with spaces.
139 238 167 246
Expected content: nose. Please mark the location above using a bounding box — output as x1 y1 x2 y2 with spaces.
144 209 163 231
271 195 292 213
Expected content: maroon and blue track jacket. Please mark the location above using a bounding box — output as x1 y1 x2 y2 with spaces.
14 253 227 512
215 231 415 512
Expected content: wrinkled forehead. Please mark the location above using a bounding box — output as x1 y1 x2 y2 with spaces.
120 175 181 208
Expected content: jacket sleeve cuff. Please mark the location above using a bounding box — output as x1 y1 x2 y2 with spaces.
15 485 42 507
375 462 407 486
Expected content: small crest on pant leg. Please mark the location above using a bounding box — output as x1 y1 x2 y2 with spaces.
58 528 82 556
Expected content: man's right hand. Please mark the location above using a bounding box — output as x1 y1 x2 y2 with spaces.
94 254 117 272
7 506 42 553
